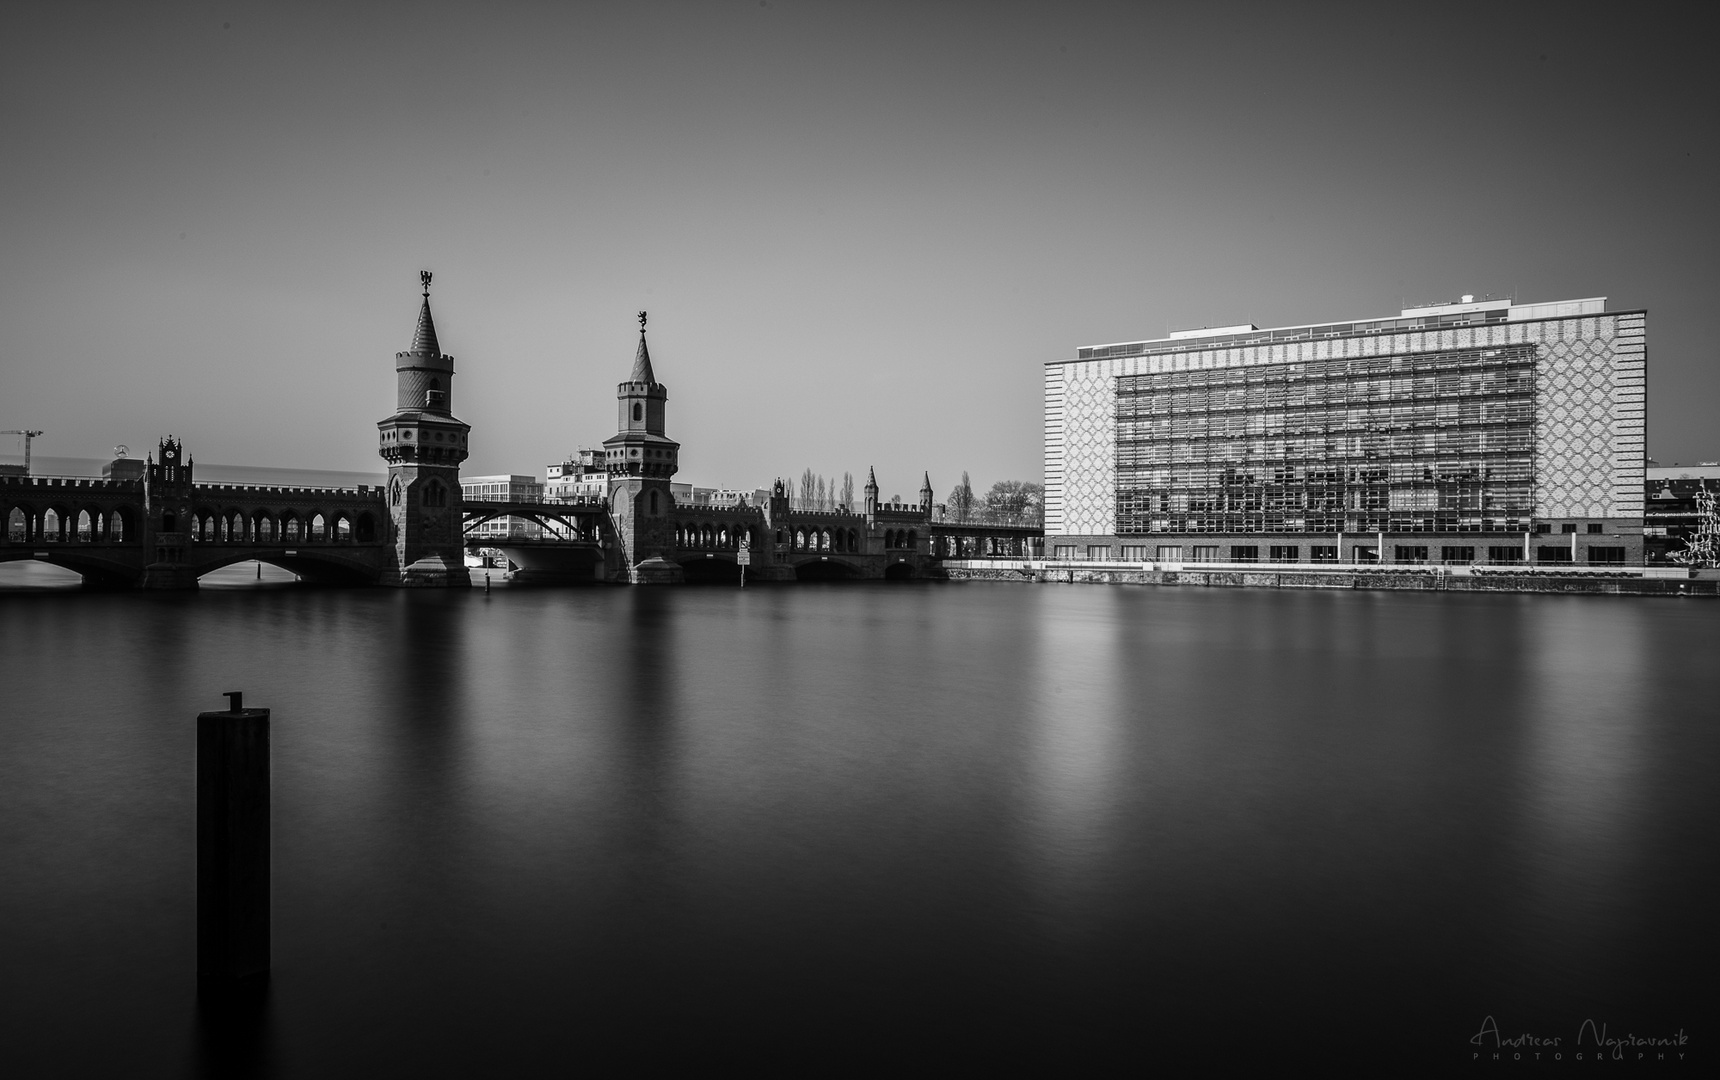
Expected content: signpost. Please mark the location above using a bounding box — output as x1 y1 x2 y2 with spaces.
737 542 750 587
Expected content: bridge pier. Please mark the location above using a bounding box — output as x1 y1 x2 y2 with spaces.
139 564 201 589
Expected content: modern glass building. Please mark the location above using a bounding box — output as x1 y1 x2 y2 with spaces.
1044 296 1646 566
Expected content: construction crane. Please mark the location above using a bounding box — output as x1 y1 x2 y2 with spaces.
1 430 44 475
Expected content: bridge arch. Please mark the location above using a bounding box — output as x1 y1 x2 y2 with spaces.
189 548 376 585
793 557 861 581
677 551 742 584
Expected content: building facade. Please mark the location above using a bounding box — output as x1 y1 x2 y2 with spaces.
1045 296 1646 566
545 450 608 502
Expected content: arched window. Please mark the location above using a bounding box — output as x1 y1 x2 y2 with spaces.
649 490 659 515
633 403 643 423
906 530 916 549
391 479 403 507
6 508 23 542
77 510 93 541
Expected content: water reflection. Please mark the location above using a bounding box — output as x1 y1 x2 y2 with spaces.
2 584 1714 1073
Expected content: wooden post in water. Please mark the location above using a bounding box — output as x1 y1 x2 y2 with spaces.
197 691 270 981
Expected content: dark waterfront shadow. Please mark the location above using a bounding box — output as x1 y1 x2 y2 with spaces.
193 976 274 1080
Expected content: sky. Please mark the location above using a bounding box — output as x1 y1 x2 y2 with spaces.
3 1 1716 500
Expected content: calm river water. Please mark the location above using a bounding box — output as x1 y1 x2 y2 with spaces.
2 575 1714 1074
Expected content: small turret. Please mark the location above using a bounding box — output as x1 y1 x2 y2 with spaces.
919 472 934 515
864 466 879 524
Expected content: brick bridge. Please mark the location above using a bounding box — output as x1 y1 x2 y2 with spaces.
2 278 1041 587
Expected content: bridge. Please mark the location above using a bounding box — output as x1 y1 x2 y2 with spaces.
1 461 391 587
2 277 1041 588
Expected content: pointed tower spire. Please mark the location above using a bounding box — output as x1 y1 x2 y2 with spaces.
630 310 655 383
409 270 441 356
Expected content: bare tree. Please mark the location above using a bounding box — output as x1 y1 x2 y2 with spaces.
947 471 976 522
980 480 1043 523
800 468 815 503
815 475 827 510
841 472 854 511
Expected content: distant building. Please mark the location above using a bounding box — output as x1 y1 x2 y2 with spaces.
1045 295 1645 566
1645 463 1720 563
461 474 543 539
545 449 608 502
102 456 144 480
680 485 771 509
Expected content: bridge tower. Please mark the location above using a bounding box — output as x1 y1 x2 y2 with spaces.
376 271 470 586
863 466 879 527
139 436 198 588
603 311 682 583
920 472 934 515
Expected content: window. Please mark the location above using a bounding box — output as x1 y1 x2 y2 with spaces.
1230 545 1259 562
1487 546 1523 563
633 403 643 422
1353 546 1379 563
1394 546 1429 563
1269 545 1298 562
1535 523 1552 534
1587 523 1604 534
1119 545 1148 561
1053 544 1078 559
1086 545 1111 560
1560 523 1577 534
1587 546 1626 565
1156 545 1183 562
1310 545 1338 563
1535 546 1573 563
1190 545 1220 562
649 491 659 515
1441 546 1475 563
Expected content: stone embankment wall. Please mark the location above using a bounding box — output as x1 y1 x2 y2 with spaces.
941 563 1719 598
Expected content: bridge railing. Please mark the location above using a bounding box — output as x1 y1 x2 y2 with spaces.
195 483 383 498
0 475 142 490
465 496 609 510
930 507 1044 529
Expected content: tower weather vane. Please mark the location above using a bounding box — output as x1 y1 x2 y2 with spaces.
421 270 432 297
638 310 647 332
